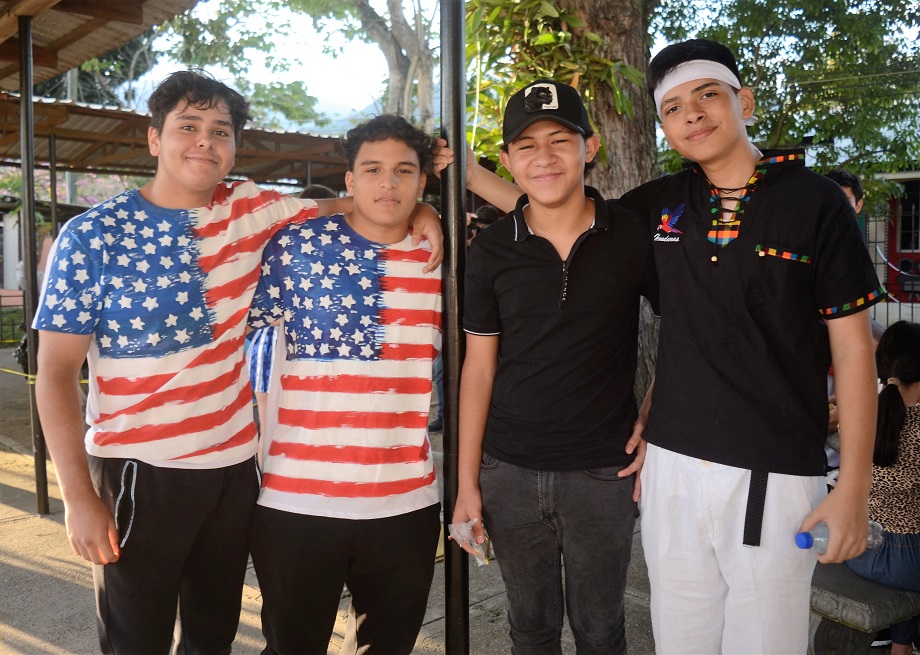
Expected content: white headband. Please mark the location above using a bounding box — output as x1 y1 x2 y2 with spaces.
653 59 756 126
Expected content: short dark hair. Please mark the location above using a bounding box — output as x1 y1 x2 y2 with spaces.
825 169 864 203
475 204 501 225
343 114 434 173
299 184 337 199
648 39 744 99
148 70 251 143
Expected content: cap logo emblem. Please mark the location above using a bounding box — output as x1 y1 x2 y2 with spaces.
524 84 559 112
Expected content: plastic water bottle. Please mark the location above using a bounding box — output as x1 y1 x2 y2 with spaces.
795 520 884 554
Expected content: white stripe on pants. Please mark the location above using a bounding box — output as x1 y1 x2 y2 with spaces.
640 443 826 654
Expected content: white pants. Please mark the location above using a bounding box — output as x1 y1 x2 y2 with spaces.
640 444 826 654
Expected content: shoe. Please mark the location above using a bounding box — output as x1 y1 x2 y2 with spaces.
428 417 443 432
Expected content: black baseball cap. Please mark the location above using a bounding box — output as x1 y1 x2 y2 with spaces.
502 79 592 145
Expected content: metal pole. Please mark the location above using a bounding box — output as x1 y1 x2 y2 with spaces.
440 0 468 652
19 14 50 515
64 68 77 204
50 133 59 235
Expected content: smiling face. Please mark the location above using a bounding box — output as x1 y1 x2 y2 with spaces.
344 138 426 244
499 119 598 211
658 78 755 169
146 99 237 208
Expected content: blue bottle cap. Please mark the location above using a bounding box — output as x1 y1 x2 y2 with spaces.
795 532 814 549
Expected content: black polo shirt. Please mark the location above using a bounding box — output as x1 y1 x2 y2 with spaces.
464 187 658 470
619 151 884 476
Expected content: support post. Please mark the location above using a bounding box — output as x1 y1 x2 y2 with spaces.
440 0 468 653
19 14 50 515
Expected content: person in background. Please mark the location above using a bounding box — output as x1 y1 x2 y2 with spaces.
428 352 444 433
248 114 442 654
825 169 865 216
473 204 501 231
846 320 920 655
822 168 873 470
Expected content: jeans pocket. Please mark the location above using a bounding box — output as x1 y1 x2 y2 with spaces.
581 465 629 481
480 452 502 470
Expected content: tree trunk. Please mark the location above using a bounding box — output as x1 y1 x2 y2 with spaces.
568 0 659 402
415 48 435 133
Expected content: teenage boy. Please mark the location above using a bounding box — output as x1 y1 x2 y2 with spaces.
437 40 881 654
622 40 880 654
247 114 442 654
451 80 657 653
32 72 441 653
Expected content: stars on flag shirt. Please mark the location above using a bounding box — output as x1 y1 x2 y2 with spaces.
33 181 318 468
249 214 442 519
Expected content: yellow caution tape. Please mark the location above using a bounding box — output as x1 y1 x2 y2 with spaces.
0 367 87 384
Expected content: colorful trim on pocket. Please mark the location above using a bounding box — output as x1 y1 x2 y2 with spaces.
755 244 812 263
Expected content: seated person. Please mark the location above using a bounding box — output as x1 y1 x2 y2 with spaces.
846 320 920 655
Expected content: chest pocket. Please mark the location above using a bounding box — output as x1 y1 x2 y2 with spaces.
754 243 813 264
746 241 816 327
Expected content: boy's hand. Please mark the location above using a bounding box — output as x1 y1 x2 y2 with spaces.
65 492 120 565
799 484 869 563
451 490 487 556
827 395 839 434
433 139 477 186
409 203 444 272
432 138 455 179
620 415 649 501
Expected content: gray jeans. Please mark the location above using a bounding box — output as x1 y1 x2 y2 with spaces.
479 453 638 655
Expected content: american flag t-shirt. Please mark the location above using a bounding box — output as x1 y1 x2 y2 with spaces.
250 215 442 519
33 181 319 467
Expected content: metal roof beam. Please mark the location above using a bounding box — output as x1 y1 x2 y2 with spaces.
54 0 144 25
0 0 62 44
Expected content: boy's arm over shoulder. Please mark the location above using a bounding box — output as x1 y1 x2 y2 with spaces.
608 199 660 315
407 203 443 273
616 177 667 219
310 196 443 272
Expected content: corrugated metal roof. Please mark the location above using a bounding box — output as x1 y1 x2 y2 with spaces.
0 93 349 189
0 1 199 91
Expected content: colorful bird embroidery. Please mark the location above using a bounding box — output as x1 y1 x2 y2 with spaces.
660 203 685 234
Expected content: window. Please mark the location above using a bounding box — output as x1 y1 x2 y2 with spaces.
899 179 920 252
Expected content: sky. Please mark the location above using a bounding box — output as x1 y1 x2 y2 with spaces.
141 0 434 134
242 10 393 120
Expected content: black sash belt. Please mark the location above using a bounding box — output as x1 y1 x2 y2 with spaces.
742 470 769 547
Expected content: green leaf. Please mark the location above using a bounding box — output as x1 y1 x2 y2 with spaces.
539 1 560 18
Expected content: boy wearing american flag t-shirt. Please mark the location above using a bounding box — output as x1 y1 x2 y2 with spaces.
247 114 441 654
32 73 441 654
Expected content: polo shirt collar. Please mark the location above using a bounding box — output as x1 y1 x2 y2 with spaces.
510 186 609 243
